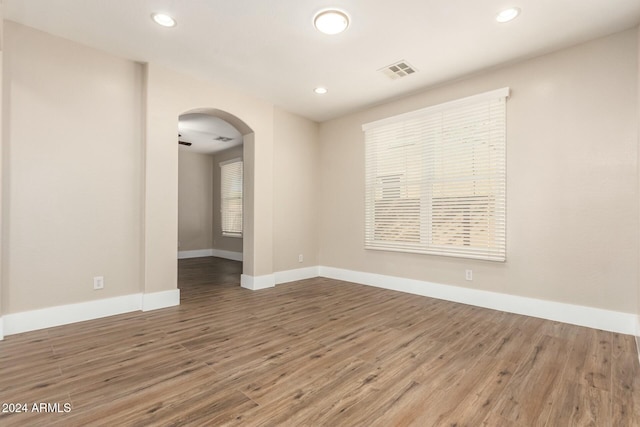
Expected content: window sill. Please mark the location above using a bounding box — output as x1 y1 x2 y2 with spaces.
222 233 243 239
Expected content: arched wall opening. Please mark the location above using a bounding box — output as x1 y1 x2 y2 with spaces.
143 63 274 301
177 108 252 278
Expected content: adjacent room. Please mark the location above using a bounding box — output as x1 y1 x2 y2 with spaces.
1 1 639 425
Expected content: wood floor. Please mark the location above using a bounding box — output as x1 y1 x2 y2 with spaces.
0 257 638 426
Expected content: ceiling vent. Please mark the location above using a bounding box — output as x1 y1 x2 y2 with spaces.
379 60 417 80
215 136 233 142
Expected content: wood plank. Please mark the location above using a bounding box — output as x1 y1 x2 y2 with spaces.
545 382 612 427
562 328 612 391
611 333 640 426
0 256 635 426
491 334 571 426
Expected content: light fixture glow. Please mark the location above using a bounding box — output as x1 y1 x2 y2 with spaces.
152 13 177 27
314 9 350 35
496 7 520 23
314 87 328 95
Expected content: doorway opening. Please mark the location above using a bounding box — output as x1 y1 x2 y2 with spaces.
177 109 251 290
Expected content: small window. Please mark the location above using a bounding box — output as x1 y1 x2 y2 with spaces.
220 158 243 237
363 88 509 261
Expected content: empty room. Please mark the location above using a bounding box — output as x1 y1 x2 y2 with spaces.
1 1 639 425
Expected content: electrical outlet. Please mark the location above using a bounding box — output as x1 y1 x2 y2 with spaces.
465 270 473 281
298 254 304 263
93 276 104 290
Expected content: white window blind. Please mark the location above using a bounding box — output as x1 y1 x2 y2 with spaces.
363 88 508 261
220 158 243 237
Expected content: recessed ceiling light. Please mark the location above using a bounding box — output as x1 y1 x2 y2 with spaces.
496 7 520 23
314 87 328 95
152 13 177 27
314 9 350 35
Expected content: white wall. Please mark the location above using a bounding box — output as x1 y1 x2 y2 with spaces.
319 28 638 314
178 150 213 251
2 21 143 312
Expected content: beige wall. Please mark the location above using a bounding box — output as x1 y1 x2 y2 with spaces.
212 145 243 254
2 22 143 312
637 25 640 340
178 150 214 251
0 14 4 320
319 28 639 313
3 17 637 327
0 21 291 314
144 65 274 285
273 108 320 272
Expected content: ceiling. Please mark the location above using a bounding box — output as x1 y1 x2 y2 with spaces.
178 114 242 155
5 1 640 123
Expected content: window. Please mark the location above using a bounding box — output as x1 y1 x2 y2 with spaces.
220 158 243 237
363 88 508 261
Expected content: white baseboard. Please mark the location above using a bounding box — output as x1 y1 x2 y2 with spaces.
212 249 243 262
274 266 320 285
178 249 213 259
241 274 275 290
318 266 636 335
240 267 317 291
1 290 181 338
1 265 633 340
142 289 180 312
178 248 243 261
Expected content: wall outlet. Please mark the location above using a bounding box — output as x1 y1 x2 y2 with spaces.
93 276 104 290
298 254 304 263
465 270 473 281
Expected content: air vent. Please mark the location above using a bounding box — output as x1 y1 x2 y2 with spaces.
178 141 192 146
215 136 233 142
379 60 417 80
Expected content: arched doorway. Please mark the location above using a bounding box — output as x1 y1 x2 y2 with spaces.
178 108 254 283
142 65 275 304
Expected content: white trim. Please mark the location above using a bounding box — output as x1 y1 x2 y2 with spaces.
3 294 142 336
241 274 275 290
178 249 213 259
222 232 243 239
212 249 243 261
2 291 181 337
318 266 636 335
362 87 510 131
274 266 320 285
142 289 180 312
177 248 243 261
1 265 632 339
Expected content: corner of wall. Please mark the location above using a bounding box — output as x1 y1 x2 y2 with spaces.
240 274 275 290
